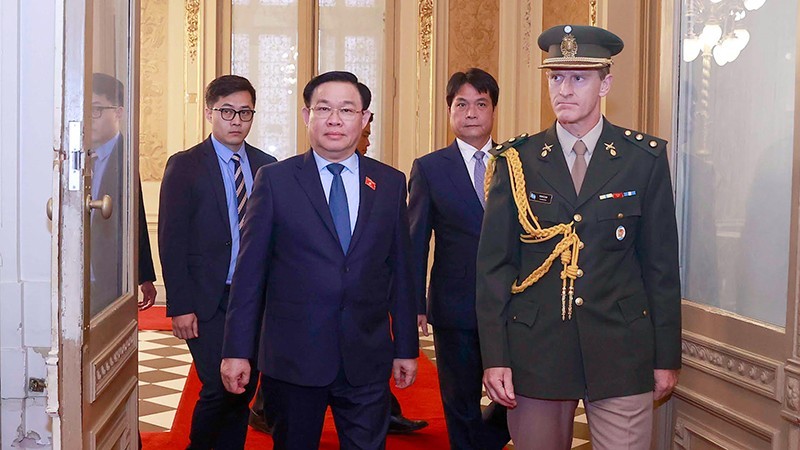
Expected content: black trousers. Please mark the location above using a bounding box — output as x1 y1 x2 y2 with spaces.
264 367 390 450
185 289 258 450
433 327 510 450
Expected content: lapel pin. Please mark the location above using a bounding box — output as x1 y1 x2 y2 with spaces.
365 177 376 191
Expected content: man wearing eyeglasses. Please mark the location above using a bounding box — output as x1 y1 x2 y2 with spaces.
220 71 418 450
159 74 277 449
89 73 157 314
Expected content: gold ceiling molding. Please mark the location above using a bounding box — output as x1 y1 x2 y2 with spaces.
186 0 200 62
419 0 433 64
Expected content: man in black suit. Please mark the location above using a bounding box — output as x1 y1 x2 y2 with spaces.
356 110 429 435
220 71 418 450
159 75 276 449
408 68 509 450
478 25 681 449
89 73 156 312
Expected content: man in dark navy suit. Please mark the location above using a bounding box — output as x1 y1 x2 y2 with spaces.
221 71 418 450
159 75 276 449
408 68 509 450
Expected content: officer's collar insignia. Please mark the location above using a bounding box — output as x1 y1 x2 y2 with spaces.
604 142 617 156
541 143 554 157
561 33 578 58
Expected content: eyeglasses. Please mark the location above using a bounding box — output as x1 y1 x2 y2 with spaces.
212 107 256 122
309 105 364 121
92 105 119 119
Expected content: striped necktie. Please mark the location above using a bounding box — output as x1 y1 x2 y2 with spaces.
231 153 247 229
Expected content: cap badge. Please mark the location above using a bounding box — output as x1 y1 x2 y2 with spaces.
561 33 578 58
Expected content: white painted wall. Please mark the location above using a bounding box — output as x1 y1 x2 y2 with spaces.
0 1 58 447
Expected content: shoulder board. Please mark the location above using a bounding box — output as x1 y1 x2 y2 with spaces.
489 133 533 157
619 127 667 157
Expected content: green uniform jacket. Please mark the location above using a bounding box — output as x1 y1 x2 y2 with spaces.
476 118 681 401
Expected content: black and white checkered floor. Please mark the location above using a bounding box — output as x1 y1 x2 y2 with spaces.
138 330 591 447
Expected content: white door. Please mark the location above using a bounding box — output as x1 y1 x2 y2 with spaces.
52 0 142 448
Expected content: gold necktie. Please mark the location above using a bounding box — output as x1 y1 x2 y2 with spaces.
571 140 588 194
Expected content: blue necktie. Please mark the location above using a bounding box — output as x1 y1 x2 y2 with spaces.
327 163 351 253
473 151 486 208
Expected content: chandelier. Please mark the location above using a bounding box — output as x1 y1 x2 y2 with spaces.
682 0 766 66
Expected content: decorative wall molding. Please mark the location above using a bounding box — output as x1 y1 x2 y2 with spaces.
89 321 137 402
682 330 780 400
783 365 800 425
590 0 597 26
418 0 433 64
673 415 751 450
185 0 200 63
522 0 532 67
139 0 168 182
674 385 778 443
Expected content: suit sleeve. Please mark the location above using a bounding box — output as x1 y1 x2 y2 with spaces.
407 159 433 315
222 167 274 360
158 155 195 317
389 173 419 359
476 158 522 369
636 149 682 369
137 177 156 284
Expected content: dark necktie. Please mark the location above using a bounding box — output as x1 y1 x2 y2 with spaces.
571 140 588 195
231 153 247 229
473 150 486 208
327 163 351 253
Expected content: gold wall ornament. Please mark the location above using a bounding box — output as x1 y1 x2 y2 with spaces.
185 0 200 63
590 0 597 26
419 0 433 64
523 0 532 67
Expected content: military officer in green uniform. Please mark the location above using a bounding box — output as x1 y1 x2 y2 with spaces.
476 25 681 449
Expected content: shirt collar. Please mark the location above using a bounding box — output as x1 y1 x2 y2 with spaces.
456 137 492 165
210 134 246 163
313 150 360 175
93 133 120 161
556 116 604 157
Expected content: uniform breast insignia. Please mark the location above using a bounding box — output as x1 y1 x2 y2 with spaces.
616 225 626 241
599 191 636 200
529 191 553 204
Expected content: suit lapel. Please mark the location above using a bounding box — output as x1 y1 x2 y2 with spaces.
200 137 232 233
575 119 622 208
295 150 340 246
442 141 484 222
537 125 577 207
347 152 376 253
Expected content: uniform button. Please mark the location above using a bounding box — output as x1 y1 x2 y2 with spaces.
635 134 644 141
649 140 658 148
576 269 584 278
643 310 648 316
573 214 582 222
617 213 624 219
624 130 632 136
578 241 585 249
575 297 584 306
512 315 518 321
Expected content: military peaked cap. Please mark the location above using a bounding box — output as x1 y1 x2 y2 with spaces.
538 25 624 69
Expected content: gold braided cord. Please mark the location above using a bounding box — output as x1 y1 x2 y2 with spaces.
499 148 582 320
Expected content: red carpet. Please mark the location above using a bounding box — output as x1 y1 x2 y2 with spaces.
141 355 450 449
139 305 171 331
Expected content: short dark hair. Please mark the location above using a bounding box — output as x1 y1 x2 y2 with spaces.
303 71 370 109
597 66 611 80
92 73 124 106
446 68 499 108
205 75 256 108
